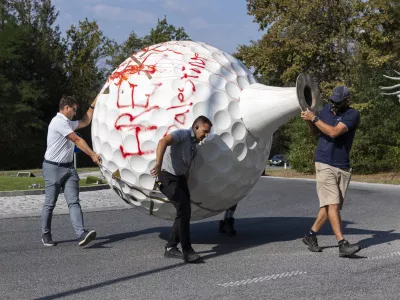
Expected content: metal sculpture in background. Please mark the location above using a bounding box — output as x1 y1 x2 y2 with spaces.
381 70 400 102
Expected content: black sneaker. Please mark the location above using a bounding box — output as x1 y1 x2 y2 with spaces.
339 240 361 257
219 218 237 235
183 248 202 263
302 235 322 252
164 246 183 259
42 233 57 246
78 230 96 246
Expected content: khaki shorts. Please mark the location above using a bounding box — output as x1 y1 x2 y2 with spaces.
315 162 352 209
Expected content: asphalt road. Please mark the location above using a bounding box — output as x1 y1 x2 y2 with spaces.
1 177 400 300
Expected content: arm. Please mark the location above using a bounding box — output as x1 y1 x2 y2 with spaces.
76 95 99 130
150 134 174 177
301 108 348 139
306 120 320 137
66 132 101 165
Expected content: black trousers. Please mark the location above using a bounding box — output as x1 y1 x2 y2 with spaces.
227 204 237 213
157 171 192 252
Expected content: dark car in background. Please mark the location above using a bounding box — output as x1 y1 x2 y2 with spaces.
269 154 289 166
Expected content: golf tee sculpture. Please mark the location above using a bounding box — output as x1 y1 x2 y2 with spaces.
92 41 321 220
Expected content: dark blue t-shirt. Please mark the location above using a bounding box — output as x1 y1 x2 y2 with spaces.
315 104 360 169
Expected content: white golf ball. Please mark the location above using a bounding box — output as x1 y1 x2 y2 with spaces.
92 41 272 220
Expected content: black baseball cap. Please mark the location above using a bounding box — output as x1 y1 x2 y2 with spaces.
329 86 350 103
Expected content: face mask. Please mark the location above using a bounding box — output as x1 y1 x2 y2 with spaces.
331 99 347 113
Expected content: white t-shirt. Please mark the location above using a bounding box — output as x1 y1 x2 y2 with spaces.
44 113 79 163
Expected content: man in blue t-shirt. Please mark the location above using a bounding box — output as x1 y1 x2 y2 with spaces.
300 86 361 257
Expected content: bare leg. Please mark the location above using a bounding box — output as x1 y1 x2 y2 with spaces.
326 204 344 241
311 207 328 233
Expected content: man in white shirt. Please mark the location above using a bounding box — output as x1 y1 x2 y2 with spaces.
41 95 101 247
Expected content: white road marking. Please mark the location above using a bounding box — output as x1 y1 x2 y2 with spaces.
217 271 307 287
368 251 400 260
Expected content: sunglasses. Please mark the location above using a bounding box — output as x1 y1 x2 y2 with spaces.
330 100 346 105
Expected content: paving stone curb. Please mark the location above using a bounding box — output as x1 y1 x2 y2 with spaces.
262 176 400 189
2 176 400 198
0 184 111 198
0 206 131 220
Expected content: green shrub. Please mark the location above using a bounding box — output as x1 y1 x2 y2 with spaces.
286 117 318 174
86 176 103 184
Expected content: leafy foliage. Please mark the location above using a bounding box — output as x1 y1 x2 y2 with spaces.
1 0 399 175
0 2 190 170
238 0 400 174
64 18 107 111
105 16 190 72
0 0 66 169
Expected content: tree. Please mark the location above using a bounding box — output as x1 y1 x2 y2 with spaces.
241 0 399 97
236 0 400 174
104 31 144 72
142 16 190 46
64 18 107 110
105 16 190 72
0 0 13 29
0 0 66 169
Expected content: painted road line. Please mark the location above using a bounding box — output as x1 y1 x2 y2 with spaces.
367 251 400 260
217 271 307 287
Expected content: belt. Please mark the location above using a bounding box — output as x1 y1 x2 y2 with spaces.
44 159 73 168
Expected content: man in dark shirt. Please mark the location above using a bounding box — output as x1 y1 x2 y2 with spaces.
300 86 361 257
150 116 212 263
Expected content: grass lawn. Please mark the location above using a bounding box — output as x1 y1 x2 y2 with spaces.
265 169 400 185
1 167 399 192
0 167 99 177
0 177 95 191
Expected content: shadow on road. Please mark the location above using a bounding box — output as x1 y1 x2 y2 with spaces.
81 216 399 253
37 216 400 299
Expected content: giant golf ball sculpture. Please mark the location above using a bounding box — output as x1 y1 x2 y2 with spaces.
92 41 321 220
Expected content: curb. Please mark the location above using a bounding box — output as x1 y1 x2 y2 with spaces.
261 176 400 189
0 184 111 197
2 176 399 198
0 206 131 220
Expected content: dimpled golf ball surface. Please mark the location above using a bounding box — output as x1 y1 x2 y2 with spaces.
92 41 272 220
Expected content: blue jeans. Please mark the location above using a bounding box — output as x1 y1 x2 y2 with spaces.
41 162 85 237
